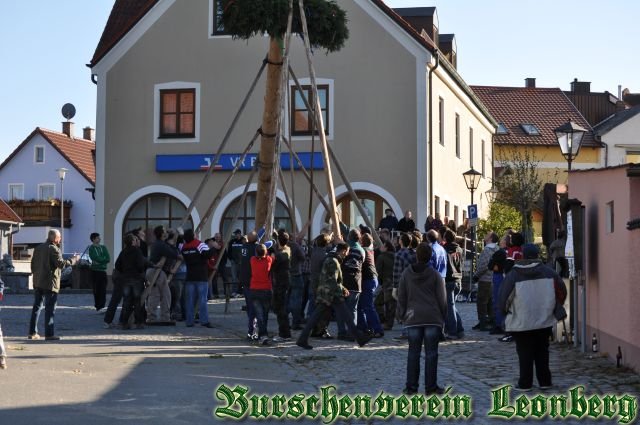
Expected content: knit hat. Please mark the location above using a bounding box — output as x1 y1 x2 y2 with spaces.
522 243 540 259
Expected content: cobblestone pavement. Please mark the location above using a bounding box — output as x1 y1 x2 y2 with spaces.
0 293 638 424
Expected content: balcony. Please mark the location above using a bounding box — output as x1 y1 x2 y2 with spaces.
6 199 72 227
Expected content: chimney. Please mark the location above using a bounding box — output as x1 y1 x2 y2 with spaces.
62 121 75 138
439 34 457 69
525 78 536 88
83 126 95 141
393 7 439 46
570 78 591 93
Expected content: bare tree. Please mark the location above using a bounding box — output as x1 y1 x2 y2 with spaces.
494 146 544 243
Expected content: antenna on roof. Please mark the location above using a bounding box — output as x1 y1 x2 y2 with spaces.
61 103 76 121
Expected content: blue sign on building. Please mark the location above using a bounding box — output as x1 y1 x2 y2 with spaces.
156 152 324 172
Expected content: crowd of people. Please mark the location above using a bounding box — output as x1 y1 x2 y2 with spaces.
2 212 567 394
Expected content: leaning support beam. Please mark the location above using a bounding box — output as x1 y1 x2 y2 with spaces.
179 57 267 230
288 67 382 246
297 0 340 238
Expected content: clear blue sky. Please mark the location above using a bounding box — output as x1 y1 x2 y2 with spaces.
0 1 638 163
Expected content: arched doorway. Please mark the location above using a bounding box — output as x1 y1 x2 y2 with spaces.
122 193 194 244
330 190 392 230
220 192 292 236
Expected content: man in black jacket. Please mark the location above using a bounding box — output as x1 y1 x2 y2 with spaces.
239 231 258 338
144 226 178 323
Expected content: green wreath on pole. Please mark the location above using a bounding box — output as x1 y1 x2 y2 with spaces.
220 0 349 52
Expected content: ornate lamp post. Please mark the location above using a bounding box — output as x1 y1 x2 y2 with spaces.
554 119 587 349
57 168 68 253
554 119 587 172
462 168 482 298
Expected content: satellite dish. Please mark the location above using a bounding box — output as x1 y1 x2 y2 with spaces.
61 103 76 121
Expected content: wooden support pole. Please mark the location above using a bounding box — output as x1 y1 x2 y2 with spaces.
288 66 382 246
297 0 340 238
179 58 267 230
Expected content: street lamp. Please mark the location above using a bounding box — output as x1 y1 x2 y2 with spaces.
554 120 586 349
57 168 68 253
554 119 587 171
485 187 499 204
462 168 482 300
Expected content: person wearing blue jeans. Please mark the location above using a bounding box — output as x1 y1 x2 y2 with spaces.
443 230 465 339
29 288 58 338
396 243 447 395
251 289 272 341
357 278 384 335
406 326 442 394
185 281 210 327
288 274 305 329
180 229 215 328
336 290 360 339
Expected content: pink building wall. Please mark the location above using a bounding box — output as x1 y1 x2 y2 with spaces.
570 165 640 372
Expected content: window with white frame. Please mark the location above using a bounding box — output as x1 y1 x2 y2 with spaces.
8 184 24 200
288 79 334 140
439 97 445 146
434 196 440 216
455 114 460 158
38 184 55 201
210 0 228 36
606 201 614 233
454 205 459 225
469 127 474 168
34 146 45 163
154 82 201 144
444 200 450 218
481 139 486 177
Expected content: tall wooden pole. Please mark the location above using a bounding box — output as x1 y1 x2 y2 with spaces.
254 38 283 230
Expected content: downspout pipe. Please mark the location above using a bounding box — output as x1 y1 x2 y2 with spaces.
427 51 440 216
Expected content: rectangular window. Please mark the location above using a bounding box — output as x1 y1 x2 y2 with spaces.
439 97 444 146
481 139 486 177
463 210 467 222
35 146 44 163
38 184 55 201
455 114 460 158
606 201 614 233
434 196 440 216
159 89 196 138
291 85 329 136
211 0 227 35
445 201 450 217
469 127 474 168
8 184 24 200
454 205 459 225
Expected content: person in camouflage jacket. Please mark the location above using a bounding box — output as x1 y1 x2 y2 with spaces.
297 243 371 350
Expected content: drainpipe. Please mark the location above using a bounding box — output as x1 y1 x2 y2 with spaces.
428 51 440 215
9 223 22 258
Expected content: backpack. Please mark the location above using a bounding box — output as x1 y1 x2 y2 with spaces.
446 249 463 281
341 249 363 291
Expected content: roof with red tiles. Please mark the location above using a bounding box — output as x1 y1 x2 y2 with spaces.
0 199 21 224
471 85 599 147
90 0 437 66
0 128 95 185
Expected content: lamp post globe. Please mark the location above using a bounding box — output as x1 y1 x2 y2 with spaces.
554 119 587 172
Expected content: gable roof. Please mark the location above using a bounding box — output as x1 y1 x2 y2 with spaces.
471 85 599 148
0 199 21 224
90 0 436 67
593 106 640 136
0 128 96 185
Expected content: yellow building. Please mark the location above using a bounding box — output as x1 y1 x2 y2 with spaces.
471 81 603 237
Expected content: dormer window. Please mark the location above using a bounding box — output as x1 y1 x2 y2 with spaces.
497 122 509 134
520 123 540 135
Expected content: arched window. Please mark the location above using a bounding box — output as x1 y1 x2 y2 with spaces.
123 193 194 240
221 192 292 236
329 191 392 230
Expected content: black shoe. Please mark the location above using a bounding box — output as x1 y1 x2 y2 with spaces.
489 327 504 335
402 388 417 395
202 323 214 328
472 322 483 330
296 341 313 350
291 325 303 331
320 331 333 339
337 335 355 342
357 333 372 347
426 386 445 396
499 335 514 342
